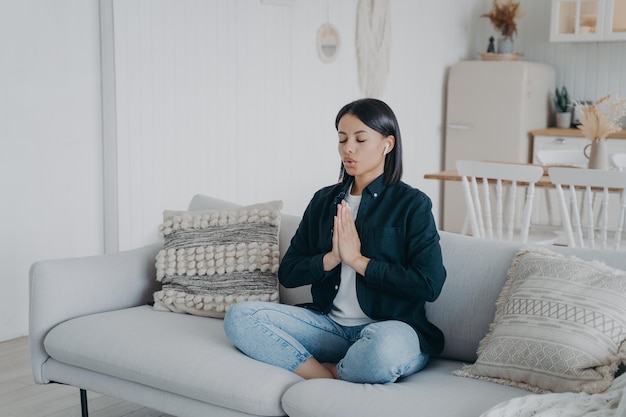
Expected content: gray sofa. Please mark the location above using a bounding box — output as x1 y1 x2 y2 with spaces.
29 194 626 417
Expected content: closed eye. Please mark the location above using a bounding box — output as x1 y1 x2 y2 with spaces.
338 139 366 144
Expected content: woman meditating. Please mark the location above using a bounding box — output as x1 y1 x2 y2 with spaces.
224 98 446 384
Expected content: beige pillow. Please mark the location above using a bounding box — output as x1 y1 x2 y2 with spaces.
153 200 282 318
455 247 626 394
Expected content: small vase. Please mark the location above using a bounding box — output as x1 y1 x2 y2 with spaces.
497 34 514 54
584 139 609 170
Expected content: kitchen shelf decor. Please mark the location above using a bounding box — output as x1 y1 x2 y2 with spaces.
481 0 524 54
577 95 626 169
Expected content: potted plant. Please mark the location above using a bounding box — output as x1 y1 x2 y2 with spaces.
554 86 572 128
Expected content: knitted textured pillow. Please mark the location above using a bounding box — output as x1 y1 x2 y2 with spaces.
455 247 626 394
153 200 282 318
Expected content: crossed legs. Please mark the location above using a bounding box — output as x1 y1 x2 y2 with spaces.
224 301 429 384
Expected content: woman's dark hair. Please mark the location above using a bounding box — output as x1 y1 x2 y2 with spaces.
335 98 403 185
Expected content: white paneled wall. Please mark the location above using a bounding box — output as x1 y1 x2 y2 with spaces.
106 0 483 251
109 0 355 251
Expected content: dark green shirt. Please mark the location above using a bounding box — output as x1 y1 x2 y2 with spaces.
278 174 446 355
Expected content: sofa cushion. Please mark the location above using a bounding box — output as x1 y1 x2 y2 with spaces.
153 200 282 318
43 305 302 416
281 358 528 417
427 233 524 362
186 194 311 307
456 247 626 394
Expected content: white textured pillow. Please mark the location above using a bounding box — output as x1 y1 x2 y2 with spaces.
456 247 626 394
153 200 282 318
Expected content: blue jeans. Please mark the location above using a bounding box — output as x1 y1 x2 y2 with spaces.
223 301 429 384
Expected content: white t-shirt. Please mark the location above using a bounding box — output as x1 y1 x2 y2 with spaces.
328 191 376 327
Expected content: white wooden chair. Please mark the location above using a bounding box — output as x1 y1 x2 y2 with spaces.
611 153 626 171
548 167 626 250
457 160 549 243
536 149 589 226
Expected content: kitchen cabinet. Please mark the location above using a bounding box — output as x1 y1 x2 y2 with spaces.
531 128 626 163
550 0 626 42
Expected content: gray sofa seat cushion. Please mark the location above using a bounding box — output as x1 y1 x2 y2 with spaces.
44 305 302 416
281 358 528 417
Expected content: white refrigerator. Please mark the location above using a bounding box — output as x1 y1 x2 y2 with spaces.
442 60 556 233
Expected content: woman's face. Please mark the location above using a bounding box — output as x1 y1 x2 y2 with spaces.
337 113 393 187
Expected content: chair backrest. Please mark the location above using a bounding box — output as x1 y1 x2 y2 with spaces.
611 153 626 171
456 160 544 243
536 149 588 166
548 167 626 249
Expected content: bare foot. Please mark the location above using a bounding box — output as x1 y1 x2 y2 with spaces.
294 358 334 379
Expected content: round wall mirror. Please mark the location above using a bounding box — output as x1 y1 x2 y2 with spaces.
316 23 340 63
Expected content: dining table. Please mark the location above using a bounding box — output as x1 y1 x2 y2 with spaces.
424 162 626 239
423 164 623 192
424 166 553 188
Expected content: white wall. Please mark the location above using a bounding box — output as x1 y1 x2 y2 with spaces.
108 0 485 251
0 0 103 341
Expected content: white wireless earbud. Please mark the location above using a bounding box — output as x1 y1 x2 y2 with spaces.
383 144 389 155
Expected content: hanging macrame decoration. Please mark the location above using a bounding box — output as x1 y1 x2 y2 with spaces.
356 0 391 98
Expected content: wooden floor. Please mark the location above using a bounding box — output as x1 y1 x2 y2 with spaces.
0 337 174 417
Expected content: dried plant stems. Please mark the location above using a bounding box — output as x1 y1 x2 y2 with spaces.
481 0 524 38
576 95 626 141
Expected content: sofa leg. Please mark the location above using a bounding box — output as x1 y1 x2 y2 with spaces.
80 389 89 417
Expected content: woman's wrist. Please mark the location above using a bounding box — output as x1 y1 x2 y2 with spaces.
323 252 341 271
349 255 370 276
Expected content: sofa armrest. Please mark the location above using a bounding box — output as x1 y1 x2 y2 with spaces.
29 243 161 383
